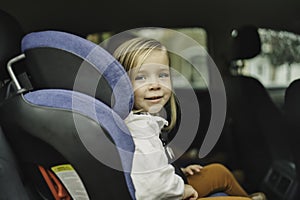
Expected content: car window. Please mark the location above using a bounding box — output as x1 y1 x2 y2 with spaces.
87 27 208 89
238 28 300 88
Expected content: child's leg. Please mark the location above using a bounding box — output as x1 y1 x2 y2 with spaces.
187 163 249 197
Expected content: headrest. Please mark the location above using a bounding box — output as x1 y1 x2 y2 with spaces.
0 10 24 81
230 25 261 60
21 31 134 119
285 79 300 119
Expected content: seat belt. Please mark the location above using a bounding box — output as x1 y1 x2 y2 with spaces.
38 165 71 200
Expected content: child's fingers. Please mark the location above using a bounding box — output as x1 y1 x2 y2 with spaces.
189 165 202 172
186 168 194 175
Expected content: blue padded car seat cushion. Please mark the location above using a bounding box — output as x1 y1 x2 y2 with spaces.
23 89 136 199
21 31 133 119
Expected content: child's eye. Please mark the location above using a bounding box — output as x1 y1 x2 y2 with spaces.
159 72 170 78
134 75 146 81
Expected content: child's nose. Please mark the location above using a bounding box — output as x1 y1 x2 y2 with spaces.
148 80 161 90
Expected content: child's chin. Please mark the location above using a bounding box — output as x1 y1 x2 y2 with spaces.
148 104 163 114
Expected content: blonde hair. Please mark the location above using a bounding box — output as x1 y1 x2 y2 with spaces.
113 37 177 131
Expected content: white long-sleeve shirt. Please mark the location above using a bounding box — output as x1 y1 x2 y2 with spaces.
125 112 184 200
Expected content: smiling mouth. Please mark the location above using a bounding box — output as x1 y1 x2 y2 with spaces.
144 96 163 100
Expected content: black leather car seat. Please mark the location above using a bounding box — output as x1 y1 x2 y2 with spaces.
0 9 31 200
223 26 295 196
0 30 136 199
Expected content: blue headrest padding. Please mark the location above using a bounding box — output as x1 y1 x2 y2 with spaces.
21 30 133 119
24 89 135 199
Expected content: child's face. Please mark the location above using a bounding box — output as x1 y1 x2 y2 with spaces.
130 50 172 113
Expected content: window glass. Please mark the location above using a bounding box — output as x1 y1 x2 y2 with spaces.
239 29 300 88
87 27 208 89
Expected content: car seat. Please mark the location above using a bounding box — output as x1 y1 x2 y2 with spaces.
0 30 136 200
284 79 300 132
0 28 230 199
0 9 31 200
0 9 25 100
284 79 300 199
223 25 296 197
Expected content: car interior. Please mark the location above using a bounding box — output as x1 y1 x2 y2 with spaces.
1 0 300 199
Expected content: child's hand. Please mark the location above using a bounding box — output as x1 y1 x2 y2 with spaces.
183 184 198 200
181 164 203 176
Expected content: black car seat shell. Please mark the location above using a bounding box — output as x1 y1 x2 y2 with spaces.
0 30 136 199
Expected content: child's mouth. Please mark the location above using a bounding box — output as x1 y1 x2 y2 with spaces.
145 96 162 100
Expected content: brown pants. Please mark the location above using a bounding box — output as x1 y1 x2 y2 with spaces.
187 163 252 200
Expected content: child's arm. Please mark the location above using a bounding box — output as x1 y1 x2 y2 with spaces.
183 184 198 200
126 114 185 199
